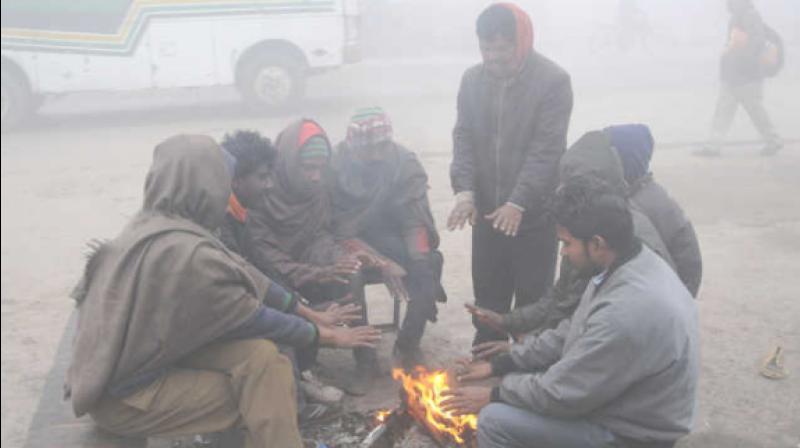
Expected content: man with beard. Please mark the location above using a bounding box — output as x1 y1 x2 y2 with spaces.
443 183 699 448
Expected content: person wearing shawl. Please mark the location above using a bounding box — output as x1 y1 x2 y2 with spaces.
448 3 573 346
332 107 447 369
606 124 703 297
248 119 402 396
65 135 379 447
219 129 371 407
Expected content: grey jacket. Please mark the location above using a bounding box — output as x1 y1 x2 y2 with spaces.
496 245 699 443
630 174 702 297
450 52 573 231
502 130 677 335
502 208 673 335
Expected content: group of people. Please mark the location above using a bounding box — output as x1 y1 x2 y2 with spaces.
64 1 785 447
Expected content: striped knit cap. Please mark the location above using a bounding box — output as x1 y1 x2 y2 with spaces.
299 135 331 160
346 107 393 149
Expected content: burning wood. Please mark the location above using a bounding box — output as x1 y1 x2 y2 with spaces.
360 408 411 448
391 367 478 447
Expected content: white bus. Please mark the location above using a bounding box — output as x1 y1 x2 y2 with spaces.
1 0 361 129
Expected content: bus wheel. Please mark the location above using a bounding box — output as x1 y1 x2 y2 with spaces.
1 67 32 132
238 53 305 110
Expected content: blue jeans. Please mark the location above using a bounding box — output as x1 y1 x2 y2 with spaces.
477 403 617 448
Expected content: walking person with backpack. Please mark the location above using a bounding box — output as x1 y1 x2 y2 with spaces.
696 0 784 157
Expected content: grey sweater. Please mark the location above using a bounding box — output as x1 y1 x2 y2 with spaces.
496 246 698 443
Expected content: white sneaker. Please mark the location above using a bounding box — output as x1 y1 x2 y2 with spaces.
300 370 344 404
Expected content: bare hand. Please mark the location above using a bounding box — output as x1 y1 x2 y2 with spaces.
471 341 511 360
318 256 362 284
441 386 492 416
447 201 477 231
454 359 493 382
314 302 363 327
351 249 386 268
485 204 523 237
319 325 381 348
465 304 507 334
381 260 409 302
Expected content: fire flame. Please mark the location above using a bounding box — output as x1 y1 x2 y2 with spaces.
375 409 392 423
392 367 477 444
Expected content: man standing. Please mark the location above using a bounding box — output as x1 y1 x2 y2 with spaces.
444 184 699 448
448 3 573 345
696 0 783 157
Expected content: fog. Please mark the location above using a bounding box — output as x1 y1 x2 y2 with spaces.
2 1 799 447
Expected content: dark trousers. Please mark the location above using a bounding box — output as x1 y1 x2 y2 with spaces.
471 220 558 345
361 231 441 352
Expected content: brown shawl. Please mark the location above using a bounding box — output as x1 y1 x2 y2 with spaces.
331 141 439 249
67 135 267 417
248 119 342 286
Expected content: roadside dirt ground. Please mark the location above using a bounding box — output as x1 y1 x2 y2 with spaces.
2 57 799 447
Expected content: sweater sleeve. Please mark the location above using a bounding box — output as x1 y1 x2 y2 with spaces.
499 310 641 418
222 305 318 348
451 70 477 195
506 74 573 211
508 317 571 372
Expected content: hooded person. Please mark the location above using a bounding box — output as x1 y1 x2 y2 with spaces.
448 2 574 346
66 135 310 447
247 118 397 395
218 129 372 408
606 124 703 297
332 107 447 369
469 130 677 352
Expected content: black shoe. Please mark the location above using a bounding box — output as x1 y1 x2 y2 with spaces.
298 403 341 428
760 142 783 156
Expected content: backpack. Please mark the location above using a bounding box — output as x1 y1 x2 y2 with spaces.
761 23 784 77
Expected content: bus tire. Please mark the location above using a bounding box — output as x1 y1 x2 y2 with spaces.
1 67 32 132
237 52 306 110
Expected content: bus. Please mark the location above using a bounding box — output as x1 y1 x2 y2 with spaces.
1 0 361 129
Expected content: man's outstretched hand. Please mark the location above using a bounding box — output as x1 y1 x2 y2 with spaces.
465 304 507 335
453 358 493 382
447 201 477 231
471 341 511 360
485 203 522 237
441 386 492 416
318 325 381 348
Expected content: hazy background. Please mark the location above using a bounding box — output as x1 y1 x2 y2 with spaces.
2 1 799 447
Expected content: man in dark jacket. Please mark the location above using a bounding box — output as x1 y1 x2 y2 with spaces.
448 3 573 345
332 107 446 369
606 124 703 297
468 130 676 359
697 0 782 157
